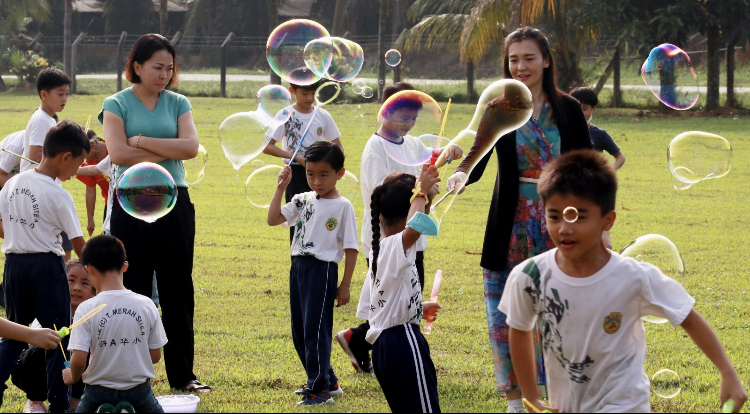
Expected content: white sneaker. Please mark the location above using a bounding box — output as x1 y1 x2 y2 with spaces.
23 400 48 413
507 406 525 413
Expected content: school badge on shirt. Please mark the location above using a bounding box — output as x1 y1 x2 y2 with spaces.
325 218 338 231
603 312 622 334
317 127 323 136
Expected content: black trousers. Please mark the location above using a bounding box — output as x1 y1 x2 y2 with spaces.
373 324 441 413
350 252 425 353
11 346 85 401
285 164 311 243
289 256 339 393
111 187 196 389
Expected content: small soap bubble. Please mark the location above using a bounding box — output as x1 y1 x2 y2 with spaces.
563 206 579 223
267 19 331 85
385 49 402 67
246 165 283 208
457 288 465 296
357 105 361 109
621 235 685 324
351 79 367 95
256 85 292 129
183 144 208 185
218 111 274 170
379 79 385 85
361 86 374 99
641 44 699 110
668 131 732 186
338 171 360 204
116 163 177 223
324 37 364 82
651 369 681 399
315 81 342 106
252 160 265 170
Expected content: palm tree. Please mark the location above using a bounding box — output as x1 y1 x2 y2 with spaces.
0 0 51 90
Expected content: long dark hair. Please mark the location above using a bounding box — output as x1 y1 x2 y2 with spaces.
370 173 416 279
125 34 179 89
502 26 569 128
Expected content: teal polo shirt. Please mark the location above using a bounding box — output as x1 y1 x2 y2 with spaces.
99 88 192 188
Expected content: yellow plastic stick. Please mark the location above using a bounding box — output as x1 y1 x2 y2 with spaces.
522 398 552 413
53 324 67 362
1 148 39 165
58 304 107 337
84 115 92 134
436 99 452 149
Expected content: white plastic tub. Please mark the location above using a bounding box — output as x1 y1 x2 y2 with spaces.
156 395 201 413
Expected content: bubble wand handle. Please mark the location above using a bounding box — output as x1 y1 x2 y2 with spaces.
277 106 320 187
2 148 39 165
430 99 452 167
722 399 735 413
58 304 107 338
423 270 442 334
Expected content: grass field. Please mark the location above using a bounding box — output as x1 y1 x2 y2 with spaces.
0 90 749 413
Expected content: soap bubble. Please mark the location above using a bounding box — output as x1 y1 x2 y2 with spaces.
620 234 685 324
379 134 451 166
302 37 334 78
267 19 331 85
338 171 360 204
668 131 732 186
651 369 681 399
361 87 374 99
256 85 292 129
351 79 366 94
641 44 699 110
323 37 364 82
563 206 579 223
183 144 207 185
116 162 177 223
252 160 265 170
671 167 693 190
219 111 273 170
385 49 402 67
378 91 443 147
315 81 342 106
246 165 283 208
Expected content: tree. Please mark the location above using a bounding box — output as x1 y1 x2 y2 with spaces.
160 0 168 35
102 0 155 35
377 0 387 102
1 0 51 90
64 0 71 75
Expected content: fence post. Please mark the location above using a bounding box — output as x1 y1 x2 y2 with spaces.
116 31 127 92
71 32 85 94
171 31 182 46
221 32 235 98
29 32 43 49
611 45 621 108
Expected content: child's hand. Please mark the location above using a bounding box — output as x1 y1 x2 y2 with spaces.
28 328 62 350
445 144 463 162
523 398 557 413
446 171 468 195
418 164 440 195
87 218 95 237
720 372 747 413
422 302 441 322
277 166 292 189
336 284 350 307
62 368 75 385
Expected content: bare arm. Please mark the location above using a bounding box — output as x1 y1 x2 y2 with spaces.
85 186 96 237
613 152 626 170
103 111 167 166
125 111 199 160
0 319 60 349
0 221 4 239
403 165 440 251
0 170 10 188
28 145 43 164
336 249 357 307
681 310 747 412
150 348 161 364
70 236 85 259
267 166 291 226
263 140 305 166
76 165 102 177
63 350 88 385
509 328 556 412
331 137 344 153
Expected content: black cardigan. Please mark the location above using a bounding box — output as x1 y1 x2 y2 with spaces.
464 94 593 271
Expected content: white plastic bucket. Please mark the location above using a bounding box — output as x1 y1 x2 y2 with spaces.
156 395 201 413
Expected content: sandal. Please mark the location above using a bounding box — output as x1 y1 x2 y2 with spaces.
181 380 212 394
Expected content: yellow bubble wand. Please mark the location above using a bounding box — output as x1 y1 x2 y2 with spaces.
84 115 92 134
57 304 107 338
1 148 39 165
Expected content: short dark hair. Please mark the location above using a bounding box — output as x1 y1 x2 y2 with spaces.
82 235 127 274
538 150 617 215
36 68 72 96
290 79 324 92
570 87 599 107
43 120 91 158
383 82 416 102
305 141 344 171
125 34 179 88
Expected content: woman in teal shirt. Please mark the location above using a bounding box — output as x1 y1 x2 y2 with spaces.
100 34 209 394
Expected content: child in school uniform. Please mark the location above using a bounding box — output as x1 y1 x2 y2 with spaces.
356 167 442 413
63 235 167 413
267 141 358 406
0 120 90 412
500 150 747 413
0 130 25 188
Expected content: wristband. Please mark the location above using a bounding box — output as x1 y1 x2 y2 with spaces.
410 183 430 205
406 212 439 236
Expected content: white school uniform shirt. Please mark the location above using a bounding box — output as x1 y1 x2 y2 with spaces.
98 156 115 233
0 170 83 256
68 290 168 390
356 231 423 344
270 107 341 165
281 192 359 263
499 250 695 413
0 130 25 177
21 108 57 172
360 134 429 259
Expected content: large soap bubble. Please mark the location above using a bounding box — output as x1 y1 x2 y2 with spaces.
267 19 331 86
219 111 273 170
322 37 364 82
256 85 292 129
116 162 177 223
385 49 402 67
651 369 681 399
641 44 699 110
620 234 685 324
378 91 443 150
246 165 283 208
183 144 207 185
379 134 451 167
338 171 360 204
433 79 533 227
668 131 732 186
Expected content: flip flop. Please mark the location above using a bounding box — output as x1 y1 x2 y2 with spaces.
181 380 212 394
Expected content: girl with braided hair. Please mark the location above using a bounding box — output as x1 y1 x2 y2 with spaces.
354 166 442 413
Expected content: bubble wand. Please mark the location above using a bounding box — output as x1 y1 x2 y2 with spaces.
57 304 107 338
423 270 442 334
53 324 70 368
277 81 341 187
523 398 552 413
429 99 452 166
84 115 92 134
2 148 39 165
722 399 735 413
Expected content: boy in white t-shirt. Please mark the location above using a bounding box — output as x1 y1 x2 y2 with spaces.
264 80 344 241
268 141 358 406
0 130 25 188
21 68 71 171
64 235 167 413
499 150 747 413
0 120 89 412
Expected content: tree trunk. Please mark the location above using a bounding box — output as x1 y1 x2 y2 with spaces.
726 36 738 108
467 60 476 103
377 0 388 102
509 0 522 29
611 46 621 108
160 0 168 35
0 76 6 92
268 0 281 85
332 0 348 35
705 24 720 111
392 0 407 84
64 0 72 76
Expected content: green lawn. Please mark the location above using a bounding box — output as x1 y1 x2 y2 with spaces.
0 91 748 413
